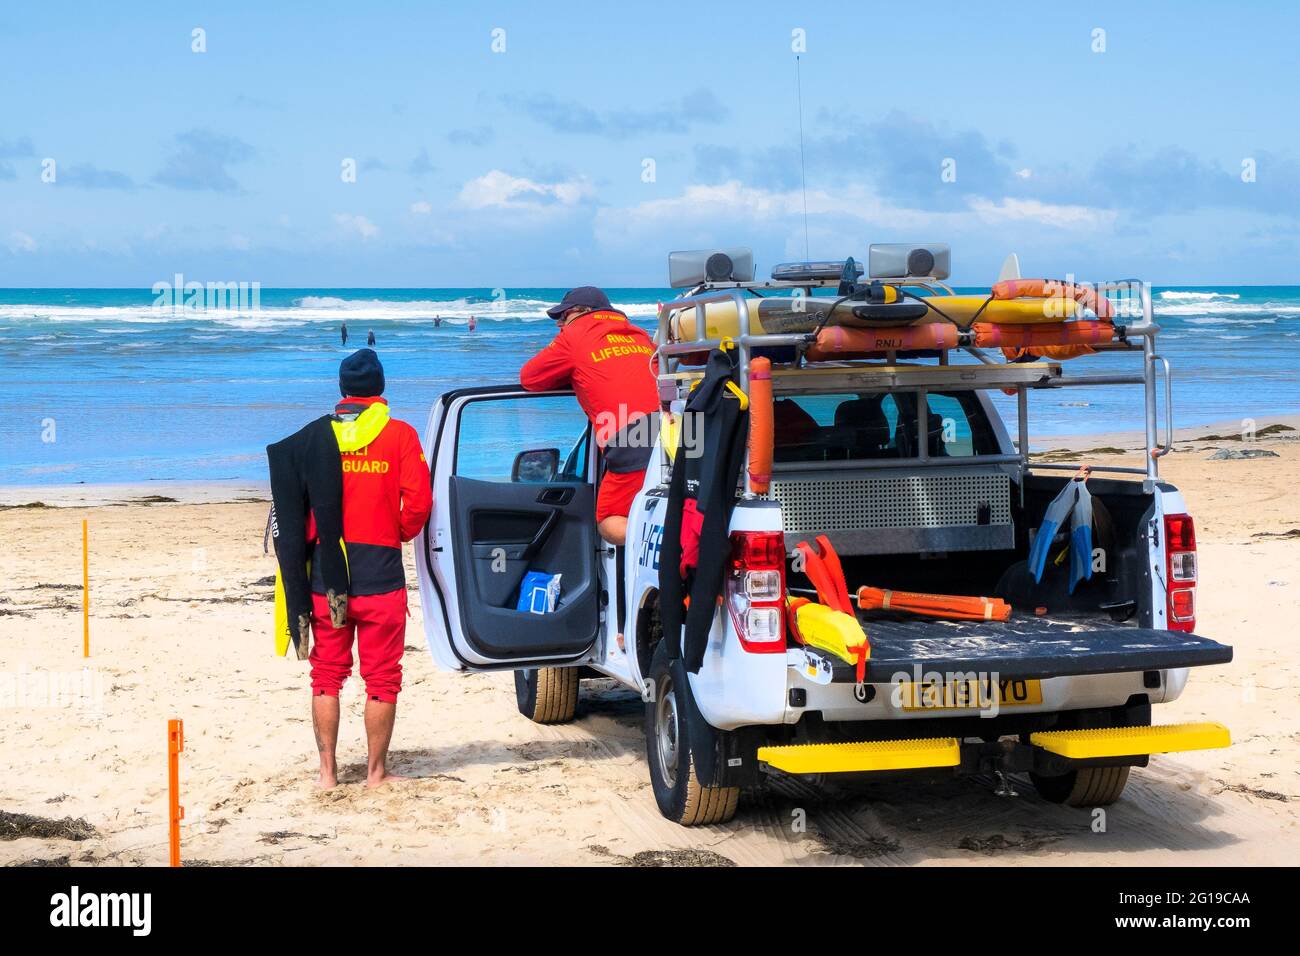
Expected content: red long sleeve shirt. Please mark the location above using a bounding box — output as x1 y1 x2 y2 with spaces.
309 396 432 595
520 310 659 445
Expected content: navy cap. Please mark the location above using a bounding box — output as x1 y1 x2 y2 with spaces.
546 286 612 319
339 348 385 397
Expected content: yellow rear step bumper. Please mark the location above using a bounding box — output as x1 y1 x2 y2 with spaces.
1029 722 1231 760
757 737 960 774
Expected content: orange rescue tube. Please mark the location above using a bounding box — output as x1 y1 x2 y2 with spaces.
972 320 1114 349
747 357 774 493
991 279 1114 320
975 318 1115 362
806 323 960 361
1009 344 1096 360
856 586 1012 622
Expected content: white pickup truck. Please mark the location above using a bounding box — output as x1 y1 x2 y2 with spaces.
416 247 1232 827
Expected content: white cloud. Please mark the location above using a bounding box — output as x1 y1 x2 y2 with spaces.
594 180 951 250
968 197 1116 229
1015 168 1033 179
410 200 433 215
7 231 37 253
457 170 593 209
333 213 379 240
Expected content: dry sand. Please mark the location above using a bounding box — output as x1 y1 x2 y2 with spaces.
2 422 1298 867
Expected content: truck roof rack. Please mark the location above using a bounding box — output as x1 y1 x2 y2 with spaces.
654 278 1170 482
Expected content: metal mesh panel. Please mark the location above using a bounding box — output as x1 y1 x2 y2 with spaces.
771 473 1010 533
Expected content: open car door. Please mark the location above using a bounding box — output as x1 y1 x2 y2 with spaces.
416 386 600 671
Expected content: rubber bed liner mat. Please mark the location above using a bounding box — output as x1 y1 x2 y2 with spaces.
814 616 1232 682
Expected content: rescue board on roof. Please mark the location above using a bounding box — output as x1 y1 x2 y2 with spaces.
671 295 1083 340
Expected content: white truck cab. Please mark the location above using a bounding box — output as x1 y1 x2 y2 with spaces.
416 248 1232 827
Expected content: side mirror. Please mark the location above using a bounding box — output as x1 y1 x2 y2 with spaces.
512 448 560 482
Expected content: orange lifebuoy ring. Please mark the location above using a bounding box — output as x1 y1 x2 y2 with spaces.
746 357 774 494
991 279 1114 320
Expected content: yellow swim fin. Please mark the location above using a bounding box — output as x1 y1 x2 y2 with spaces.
273 566 292 657
273 556 315 658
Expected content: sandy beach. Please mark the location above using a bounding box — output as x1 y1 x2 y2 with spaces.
2 419 1298 867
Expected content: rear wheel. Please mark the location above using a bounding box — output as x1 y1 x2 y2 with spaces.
1031 765 1131 807
645 644 739 826
514 667 579 724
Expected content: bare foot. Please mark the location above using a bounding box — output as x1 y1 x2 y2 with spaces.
365 771 411 789
316 770 338 790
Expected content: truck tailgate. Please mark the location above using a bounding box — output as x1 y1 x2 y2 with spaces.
830 616 1233 682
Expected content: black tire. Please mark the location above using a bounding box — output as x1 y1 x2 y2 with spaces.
644 643 740 826
514 667 579 724
1031 765 1131 807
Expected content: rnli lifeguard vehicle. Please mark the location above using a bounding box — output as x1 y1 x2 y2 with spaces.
416 244 1231 826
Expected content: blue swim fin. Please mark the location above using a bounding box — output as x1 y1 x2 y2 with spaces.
1028 481 1078 583
1068 480 1094 593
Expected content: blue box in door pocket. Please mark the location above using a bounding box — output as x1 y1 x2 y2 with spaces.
517 572 562 614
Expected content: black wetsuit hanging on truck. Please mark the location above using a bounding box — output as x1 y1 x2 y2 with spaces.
659 347 750 673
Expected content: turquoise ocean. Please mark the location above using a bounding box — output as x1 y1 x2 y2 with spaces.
1 286 1297 486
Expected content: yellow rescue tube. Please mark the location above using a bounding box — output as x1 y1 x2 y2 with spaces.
793 601 869 667
672 294 1079 339
925 295 1081 325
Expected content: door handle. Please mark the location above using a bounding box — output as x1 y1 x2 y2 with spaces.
537 486 574 506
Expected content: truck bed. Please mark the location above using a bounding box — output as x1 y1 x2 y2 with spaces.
808 614 1233 683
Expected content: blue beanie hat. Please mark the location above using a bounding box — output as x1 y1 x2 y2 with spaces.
339 348 385 397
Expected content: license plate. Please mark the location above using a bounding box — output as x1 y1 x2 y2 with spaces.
898 677 1043 711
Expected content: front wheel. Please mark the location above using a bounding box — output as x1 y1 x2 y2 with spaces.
514 667 579 724
644 644 739 826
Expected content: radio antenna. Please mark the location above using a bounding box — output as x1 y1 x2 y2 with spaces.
795 54 810 259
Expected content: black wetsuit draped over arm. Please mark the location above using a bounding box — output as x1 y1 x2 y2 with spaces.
658 349 750 673
267 416 350 656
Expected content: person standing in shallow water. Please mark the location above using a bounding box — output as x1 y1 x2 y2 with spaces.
367 330 376 347
467 315 476 332
341 322 349 346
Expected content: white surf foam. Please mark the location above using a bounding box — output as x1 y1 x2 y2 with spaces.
1157 290 1240 302
1 297 660 325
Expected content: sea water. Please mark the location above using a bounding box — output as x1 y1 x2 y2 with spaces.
0 286 1296 485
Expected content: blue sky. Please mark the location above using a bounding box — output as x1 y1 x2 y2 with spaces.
1 0 1298 287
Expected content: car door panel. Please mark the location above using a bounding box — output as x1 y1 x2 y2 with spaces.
417 386 600 670
450 476 598 659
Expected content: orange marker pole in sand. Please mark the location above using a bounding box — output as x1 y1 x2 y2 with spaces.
168 719 184 867
82 519 89 657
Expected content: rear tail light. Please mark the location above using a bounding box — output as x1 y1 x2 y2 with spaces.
726 531 787 653
1164 513 1197 632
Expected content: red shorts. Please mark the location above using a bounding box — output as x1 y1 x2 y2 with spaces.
309 589 407 703
597 469 645 523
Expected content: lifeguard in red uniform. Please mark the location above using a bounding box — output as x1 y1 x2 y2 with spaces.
521 287 659 546
307 348 432 789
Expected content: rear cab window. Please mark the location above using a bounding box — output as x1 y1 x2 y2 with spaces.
773 390 999 462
